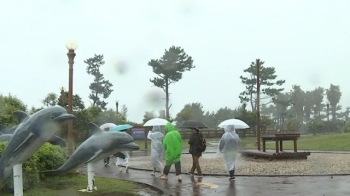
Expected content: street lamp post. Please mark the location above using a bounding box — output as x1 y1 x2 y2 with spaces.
66 39 78 157
115 100 119 125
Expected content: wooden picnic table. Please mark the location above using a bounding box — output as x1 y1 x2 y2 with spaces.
260 133 301 153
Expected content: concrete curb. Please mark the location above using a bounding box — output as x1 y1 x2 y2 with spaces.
136 149 350 155
126 166 350 177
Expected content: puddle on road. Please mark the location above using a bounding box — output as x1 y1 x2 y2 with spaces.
136 190 162 196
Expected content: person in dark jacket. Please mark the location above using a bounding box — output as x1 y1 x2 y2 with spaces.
188 128 203 177
103 127 110 166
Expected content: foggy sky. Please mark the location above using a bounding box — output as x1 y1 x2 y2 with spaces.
1 0 349 123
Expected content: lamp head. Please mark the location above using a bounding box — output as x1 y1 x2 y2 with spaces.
66 39 78 50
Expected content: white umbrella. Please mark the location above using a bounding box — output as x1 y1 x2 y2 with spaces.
100 123 117 131
144 118 169 126
218 119 250 129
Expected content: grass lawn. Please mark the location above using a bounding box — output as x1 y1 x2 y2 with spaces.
242 133 350 151
0 174 148 196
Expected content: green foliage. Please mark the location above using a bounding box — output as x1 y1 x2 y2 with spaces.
306 119 324 135
142 111 157 124
213 107 236 126
175 102 206 123
34 143 66 176
0 142 66 193
326 84 342 121
70 106 103 142
175 107 194 122
239 59 285 111
29 107 43 115
340 123 350 133
0 174 143 196
84 54 113 110
286 118 302 131
42 93 58 107
0 94 27 126
148 46 195 119
0 142 39 192
260 116 274 130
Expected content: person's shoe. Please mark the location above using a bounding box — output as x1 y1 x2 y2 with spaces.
160 175 168 180
229 176 235 181
178 175 182 182
104 163 107 167
151 172 155 176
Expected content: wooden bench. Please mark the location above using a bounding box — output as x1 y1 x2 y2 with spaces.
261 133 300 153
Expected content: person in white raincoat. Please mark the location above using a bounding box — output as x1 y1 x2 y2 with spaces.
114 129 130 172
147 126 164 176
218 125 241 180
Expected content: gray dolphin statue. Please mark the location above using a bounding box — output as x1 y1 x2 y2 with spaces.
0 106 75 183
0 134 12 142
0 123 66 147
40 122 140 175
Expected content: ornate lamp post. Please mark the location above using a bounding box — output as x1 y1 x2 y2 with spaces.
66 39 77 157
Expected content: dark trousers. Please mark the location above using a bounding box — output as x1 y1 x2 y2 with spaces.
190 155 202 175
163 162 181 176
104 157 110 164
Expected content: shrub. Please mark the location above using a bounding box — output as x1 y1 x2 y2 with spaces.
286 118 302 132
0 142 40 192
0 142 66 192
35 143 66 173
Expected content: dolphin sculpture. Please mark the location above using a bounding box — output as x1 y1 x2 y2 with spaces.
0 123 66 147
0 106 75 183
40 122 140 175
0 134 12 142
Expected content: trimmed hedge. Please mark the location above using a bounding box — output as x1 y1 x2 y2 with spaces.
0 142 66 192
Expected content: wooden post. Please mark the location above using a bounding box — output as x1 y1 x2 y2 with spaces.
256 59 261 151
280 140 283 151
262 139 266 152
275 140 279 153
293 139 297 152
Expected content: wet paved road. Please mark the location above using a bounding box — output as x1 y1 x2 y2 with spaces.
78 163 350 196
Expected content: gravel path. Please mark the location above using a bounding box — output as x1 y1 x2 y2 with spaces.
128 153 350 175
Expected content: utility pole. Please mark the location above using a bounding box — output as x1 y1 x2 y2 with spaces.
256 59 261 151
326 103 330 134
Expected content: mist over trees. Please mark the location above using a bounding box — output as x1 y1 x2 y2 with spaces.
1 52 349 146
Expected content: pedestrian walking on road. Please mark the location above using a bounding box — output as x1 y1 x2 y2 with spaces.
188 128 205 177
147 125 164 176
218 125 240 180
161 122 182 182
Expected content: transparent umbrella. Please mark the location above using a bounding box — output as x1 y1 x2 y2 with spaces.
144 118 169 126
218 119 250 129
99 123 117 131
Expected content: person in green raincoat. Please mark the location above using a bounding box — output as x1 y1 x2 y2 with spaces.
160 122 182 181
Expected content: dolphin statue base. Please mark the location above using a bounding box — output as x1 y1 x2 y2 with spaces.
13 164 23 196
86 163 97 192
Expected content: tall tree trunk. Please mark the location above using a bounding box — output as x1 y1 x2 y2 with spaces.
165 79 170 120
250 91 255 111
331 107 336 121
